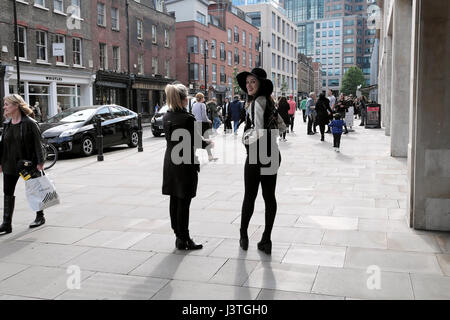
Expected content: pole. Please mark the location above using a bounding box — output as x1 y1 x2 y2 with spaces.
13 0 21 92
96 117 104 161
137 113 143 152
204 40 208 99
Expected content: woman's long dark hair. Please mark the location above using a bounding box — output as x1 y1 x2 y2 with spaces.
247 80 274 110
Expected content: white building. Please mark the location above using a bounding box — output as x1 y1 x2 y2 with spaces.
237 1 298 98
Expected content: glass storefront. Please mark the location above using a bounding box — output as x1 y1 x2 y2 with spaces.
28 83 50 122
57 85 81 112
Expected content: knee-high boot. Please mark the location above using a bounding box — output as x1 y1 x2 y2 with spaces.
0 196 15 234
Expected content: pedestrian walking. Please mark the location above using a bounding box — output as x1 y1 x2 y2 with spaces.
329 113 348 152
287 95 296 133
222 97 232 134
345 96 355 129
335 93 347 120
30 102 42 122
306 92 317 135
0 94 46 235
299 96 307 123
326 89 336 133
191 93 218 161
359 95 367 126
229 95 243 135
162 83 214 250
315 92 333 141
236 67 281 255
277 96 290 141
206 98 221 134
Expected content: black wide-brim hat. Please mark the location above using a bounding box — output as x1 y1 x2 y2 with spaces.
237 68 273 96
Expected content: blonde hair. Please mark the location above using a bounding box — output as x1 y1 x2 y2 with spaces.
4 94 34 117
195 92 204 101
165 83 188 111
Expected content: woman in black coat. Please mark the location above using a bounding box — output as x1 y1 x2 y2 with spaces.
0 94 46 235
277 96 290 141
315 92 333 141
162 83 213 250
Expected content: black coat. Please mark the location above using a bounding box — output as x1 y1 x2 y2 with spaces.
0 114 44 174
277 101 290 125
162 109 209 199
315 97 333 125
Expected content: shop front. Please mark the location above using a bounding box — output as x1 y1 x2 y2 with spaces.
132 75 173 122
94 71 130 108
3 65 94 121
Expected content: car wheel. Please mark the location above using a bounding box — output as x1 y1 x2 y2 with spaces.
152 131 161 137
128 130 139 148
81 135 95 156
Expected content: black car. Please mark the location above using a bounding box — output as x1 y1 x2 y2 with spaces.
40 105 139 156
150 105 168 137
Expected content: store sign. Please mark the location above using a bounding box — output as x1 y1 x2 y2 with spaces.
53 43 65 57
46 76 63 81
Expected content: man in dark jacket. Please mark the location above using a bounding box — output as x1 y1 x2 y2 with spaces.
222 97 232 134
229 95 243 135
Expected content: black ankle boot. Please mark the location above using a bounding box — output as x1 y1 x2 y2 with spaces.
257 240 272 255
239 228 248 251
176 232 203 251
29 211 45 228
0 196 15 235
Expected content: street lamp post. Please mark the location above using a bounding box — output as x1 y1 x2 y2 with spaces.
13 0 21 92
204 40 208 99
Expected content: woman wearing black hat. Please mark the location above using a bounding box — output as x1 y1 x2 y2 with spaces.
236 68 281 255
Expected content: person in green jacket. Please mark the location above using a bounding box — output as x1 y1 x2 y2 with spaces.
299 97 307 123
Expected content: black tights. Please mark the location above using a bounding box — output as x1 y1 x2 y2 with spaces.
240 158 278 241
319 124 326 137
169 195 192 239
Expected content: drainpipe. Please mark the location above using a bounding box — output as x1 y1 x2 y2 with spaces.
126 0 132 109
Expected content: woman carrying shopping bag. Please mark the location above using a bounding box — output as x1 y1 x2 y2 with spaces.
0 94 46 235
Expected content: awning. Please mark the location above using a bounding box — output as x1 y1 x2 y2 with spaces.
95 81 127 89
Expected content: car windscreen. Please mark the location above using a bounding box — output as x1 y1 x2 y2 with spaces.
45 107 97 124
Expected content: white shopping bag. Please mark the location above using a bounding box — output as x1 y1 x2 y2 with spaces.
25 173 60 211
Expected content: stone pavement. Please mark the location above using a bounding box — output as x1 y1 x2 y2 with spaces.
0 115 449 300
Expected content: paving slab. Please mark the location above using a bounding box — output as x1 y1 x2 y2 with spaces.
322 230 387 250
256 289 344 300
209 259 260 286
282 244 346 268
410 274 450 300
74 230 151 250
16 226 98 245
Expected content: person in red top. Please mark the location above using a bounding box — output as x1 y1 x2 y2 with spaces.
287 95 296 133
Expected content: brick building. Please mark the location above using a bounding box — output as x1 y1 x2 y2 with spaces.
167 0 259 103
297 52 314 97
0 0 94 119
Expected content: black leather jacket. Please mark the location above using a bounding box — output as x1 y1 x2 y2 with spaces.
0 114 45 169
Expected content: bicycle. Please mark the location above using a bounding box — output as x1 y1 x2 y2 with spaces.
43 142 58 170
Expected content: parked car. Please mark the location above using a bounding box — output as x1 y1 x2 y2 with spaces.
150 97 197 137
40 105 139 156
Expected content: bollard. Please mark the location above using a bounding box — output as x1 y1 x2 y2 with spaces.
137 113 144 152
95 116 104 161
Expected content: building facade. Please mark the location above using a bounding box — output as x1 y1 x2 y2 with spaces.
237 0 298 98
0 0 94 119
297 52 314 97
168 0 259 103
311 61 322 94
378 0 450 231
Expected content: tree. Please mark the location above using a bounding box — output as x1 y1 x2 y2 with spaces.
232 67 243 96
341 66 366 96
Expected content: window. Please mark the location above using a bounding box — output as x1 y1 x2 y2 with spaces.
187 36 198 54
328 68 333 76
322 31 326 37
249 53 252 68
99 43 107 70
137 54 144 74
97 3 106 26
344 20 354 26
73 38 82 66
344 38 354 44
200 64 204 81
243 51 246 67
277 55 281 69
272 53 276 68
272 34 276 49
242 31 246 47
54 34 65 64
196 11 206 25
335 38 341 45
322 40 326 46
343 56 354 64
137 20 143 40
113 46 120 71
335 30 341 36
328 39 333 46
220 66 225 83
165 60 170 78
316 32 320 38
316 23 320 29
36 30 47 62
249 34 252 48
335 47 340 54
335 57 340 65
344 47 354 53
277 16 280 32
322 48 326 55
234 48 239 65
189 63 199 81
111 8 119 31
335 69 340 75
328 48 333 54
234 26 239 43
152 25 157 44
328 79 339 86
35 0 46 7
212 64 217 83
272 12 276 29
335 21 341 27
220 42 225 60
164 29 170 47
227 29 232 43
344 29 354 35
200 39 203 55
16 26 27 60
54 0 63 12
211 39 216 58
227 51 232 66
316 49 320 55
152 57 158 74
328 30 333 37
70 0 81 18
282 21 285 34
